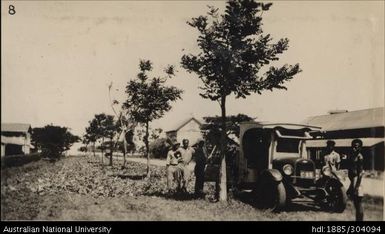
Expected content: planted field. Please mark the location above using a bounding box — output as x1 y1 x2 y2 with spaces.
1 156 383 221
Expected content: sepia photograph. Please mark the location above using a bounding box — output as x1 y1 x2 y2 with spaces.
1 0 384 222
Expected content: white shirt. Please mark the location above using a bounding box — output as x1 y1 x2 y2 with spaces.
324 150 341 170
178 147 195 164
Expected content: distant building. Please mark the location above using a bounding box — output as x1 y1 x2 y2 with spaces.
304 107 384 172
1 123 33 157
165 117 203 145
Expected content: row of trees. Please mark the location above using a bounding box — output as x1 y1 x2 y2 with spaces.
82 112 165 166
83 0 300 201
84 61 182 174
83 113 121 166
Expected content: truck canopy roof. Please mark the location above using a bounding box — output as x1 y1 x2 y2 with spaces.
240 121 321 131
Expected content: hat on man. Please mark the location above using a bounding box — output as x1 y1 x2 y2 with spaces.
196 138 204 143
169 138 180 146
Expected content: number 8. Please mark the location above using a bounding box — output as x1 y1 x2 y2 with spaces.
9 5 16 15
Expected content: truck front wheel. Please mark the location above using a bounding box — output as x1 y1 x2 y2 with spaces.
255 180 286 212
324 183 347 213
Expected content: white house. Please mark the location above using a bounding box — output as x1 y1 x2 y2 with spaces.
1 123 32 157
165 117 203 145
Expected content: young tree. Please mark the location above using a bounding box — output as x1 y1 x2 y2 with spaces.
81 138 89 153
100 114 119 166
84 119 99 157
201 114 253 191
108 82 137 168
124 128 136 155
32 125 80 160
116 134 136 157
123 60 183 178
86 113 117 165
181 0 301 201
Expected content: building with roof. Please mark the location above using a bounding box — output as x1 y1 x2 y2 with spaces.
165 117 203 145
1 123 33 157
303 107 384 172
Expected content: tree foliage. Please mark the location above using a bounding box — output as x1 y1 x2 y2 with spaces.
123 61 183 124
181 1 301 101
87 114 118 141
201 114 253 149
32 125 80 160
149 137 171 159
181 0 301 201
84 113 119 165
123 60 183 177
84 116 100 154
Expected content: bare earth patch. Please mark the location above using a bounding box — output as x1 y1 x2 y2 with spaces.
1 156 383 221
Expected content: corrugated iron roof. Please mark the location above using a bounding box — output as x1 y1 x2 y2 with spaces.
1 123 31 133
240 121 321 131
303 107 384 132
306 138 384 148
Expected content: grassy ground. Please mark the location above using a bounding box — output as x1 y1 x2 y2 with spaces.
1 156 383 221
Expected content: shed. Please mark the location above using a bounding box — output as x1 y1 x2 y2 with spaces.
165 117 203 145
303 107 384 171
1 123 33 156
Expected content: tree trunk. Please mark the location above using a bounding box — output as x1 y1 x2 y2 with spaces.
145 122 150 178
93 142 96 158
101 137 104 165
112 127 125 168
123 130 127 168
109 137 113 167
85 143 89 158
216 95 228 201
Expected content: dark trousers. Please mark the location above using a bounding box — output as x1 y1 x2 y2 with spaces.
353 196 364 221
194 164 205 194
348 176 364 221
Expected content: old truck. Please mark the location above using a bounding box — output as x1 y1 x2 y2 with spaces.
231 121 347 212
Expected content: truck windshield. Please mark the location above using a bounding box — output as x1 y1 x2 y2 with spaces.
276 138 300 153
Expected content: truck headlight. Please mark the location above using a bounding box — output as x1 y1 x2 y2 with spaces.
283 164 294 176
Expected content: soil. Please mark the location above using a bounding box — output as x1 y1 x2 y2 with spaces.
1 156 383 221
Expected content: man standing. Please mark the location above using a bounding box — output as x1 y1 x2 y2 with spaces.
323 140 341 171
347 139 365 221
178 139 195 192
193 139 207 198
166 142 183 193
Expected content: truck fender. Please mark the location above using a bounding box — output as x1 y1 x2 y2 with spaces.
317 176 344 188
260 169 283 182
326 177 344 188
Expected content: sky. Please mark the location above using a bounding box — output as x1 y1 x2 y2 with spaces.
2 0 384 139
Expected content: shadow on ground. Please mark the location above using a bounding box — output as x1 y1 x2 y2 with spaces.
234 191 322 212
142 190 204 201
114 174 147 180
